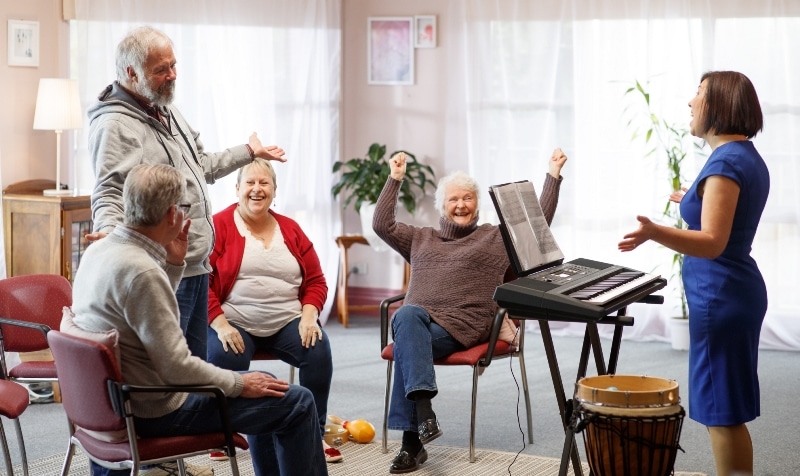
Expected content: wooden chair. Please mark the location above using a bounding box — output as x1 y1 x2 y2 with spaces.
47 330 249 476
379 294 533 462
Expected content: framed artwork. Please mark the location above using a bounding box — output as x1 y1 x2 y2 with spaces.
367 17 414 86
7 20 40 67
414 15 437 48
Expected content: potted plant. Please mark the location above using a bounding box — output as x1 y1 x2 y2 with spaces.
622 80 699 349
332 143 436 215
331 143 437 250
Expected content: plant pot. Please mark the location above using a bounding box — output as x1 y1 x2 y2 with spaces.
669 318 690 351
359 202 389 252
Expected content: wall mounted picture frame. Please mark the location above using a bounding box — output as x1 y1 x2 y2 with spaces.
414 15 437 48
368 17 414 86
7 20 40 67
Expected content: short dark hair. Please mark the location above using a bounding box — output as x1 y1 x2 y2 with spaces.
698 71 763 139
123 164 185 227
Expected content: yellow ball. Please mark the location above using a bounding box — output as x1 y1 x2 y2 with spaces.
346 419 376 443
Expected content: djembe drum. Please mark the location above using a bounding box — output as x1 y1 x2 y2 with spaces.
574 375 685 476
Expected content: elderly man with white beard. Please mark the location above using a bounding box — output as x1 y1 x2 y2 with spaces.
87 25 286 365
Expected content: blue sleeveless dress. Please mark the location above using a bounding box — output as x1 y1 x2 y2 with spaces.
679 140 769 426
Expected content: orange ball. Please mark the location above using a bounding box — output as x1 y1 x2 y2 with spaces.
345 419 375 443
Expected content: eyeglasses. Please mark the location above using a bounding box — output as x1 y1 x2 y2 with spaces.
177 203 191 214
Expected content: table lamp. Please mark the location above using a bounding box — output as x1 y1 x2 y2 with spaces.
32 78 83 196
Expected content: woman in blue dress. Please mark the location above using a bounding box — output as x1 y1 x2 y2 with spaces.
619 71 769 476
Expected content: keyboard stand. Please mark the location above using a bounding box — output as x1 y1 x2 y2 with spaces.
497 284 665 476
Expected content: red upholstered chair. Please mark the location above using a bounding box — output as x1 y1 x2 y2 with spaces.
0 379 30 476
379 294 534 462
47 330 249 476
0 275 71 390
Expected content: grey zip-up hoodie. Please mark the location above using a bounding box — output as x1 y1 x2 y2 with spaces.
87 82 252 276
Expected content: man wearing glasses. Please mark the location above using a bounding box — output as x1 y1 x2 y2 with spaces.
71 164 327 476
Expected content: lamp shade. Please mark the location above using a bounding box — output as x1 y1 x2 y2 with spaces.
33 78 83 131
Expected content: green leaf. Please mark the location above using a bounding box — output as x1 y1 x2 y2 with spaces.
621 79 701 319
331 143 437 215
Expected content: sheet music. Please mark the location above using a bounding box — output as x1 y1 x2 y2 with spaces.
490 181 564 271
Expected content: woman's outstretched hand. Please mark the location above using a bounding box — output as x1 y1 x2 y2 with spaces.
670 186 688 203
618 215 654 252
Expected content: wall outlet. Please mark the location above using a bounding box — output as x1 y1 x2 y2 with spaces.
351 263 368 275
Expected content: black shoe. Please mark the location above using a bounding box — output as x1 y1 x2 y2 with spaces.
417 418 442 445
389 447 428 474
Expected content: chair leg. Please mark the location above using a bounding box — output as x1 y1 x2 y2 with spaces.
228 452 241 476
59 442 74 476
60 422 78 476
0 419 14 476
517 351 534 444
469 366 479 463
289 365 296 385
12 418 28 476
177 458 186 476
382 360 393 454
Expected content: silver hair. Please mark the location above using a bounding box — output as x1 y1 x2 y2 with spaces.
115 26 173 85
123 164 185 227
434 170 480 216
237 158 277 189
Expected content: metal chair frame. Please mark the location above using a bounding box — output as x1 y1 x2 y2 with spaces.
379 294 534 462
252 350 295 384
0 378 30 476
48 330 248 476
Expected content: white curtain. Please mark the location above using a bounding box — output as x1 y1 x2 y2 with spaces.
69 0 342 323
448 0 800 350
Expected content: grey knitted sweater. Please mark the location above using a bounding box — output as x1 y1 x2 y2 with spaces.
373 175 561 347
71 226 244 418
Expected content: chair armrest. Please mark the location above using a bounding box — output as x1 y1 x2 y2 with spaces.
380 293 406 350
113 383 227 418
0 317 51 337
479 308 509 368
110 382 239 456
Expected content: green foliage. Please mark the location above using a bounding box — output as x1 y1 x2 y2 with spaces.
622 80 700 319
331 143 437 215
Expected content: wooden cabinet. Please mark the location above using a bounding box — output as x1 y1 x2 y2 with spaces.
3 180 92 283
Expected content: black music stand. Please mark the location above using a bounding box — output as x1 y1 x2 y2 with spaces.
496 279 666 476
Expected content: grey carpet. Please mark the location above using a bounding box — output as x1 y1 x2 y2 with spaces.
4 315 797 474
3 443 707 476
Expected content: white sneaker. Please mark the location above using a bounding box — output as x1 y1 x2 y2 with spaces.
22 382 54 404
140 462 214 476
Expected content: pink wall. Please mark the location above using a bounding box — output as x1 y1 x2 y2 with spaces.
1 0 72 189
342 0 451 289
1 0 450 289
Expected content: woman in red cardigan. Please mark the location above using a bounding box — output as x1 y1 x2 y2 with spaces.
207 158 340 463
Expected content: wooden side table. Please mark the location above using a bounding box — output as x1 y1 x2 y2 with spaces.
335 235 409 328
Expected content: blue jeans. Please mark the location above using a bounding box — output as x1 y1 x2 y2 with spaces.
207 318 333 436
176 274 209 360
89 371 327 476
388 305 464 431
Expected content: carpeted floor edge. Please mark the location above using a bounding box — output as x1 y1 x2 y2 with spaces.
3 442 708 476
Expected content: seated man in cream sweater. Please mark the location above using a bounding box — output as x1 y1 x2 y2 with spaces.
69 163 327 476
